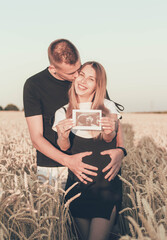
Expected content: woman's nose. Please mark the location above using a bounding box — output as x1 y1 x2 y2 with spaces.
81 77 87 83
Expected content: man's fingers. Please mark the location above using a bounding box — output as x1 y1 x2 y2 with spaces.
82 163 98 171
79 151 92 157
76 172 94 183
104 164 119 181
104 168 114 180
108 173 116 181
106 168 118 181
102 162 112 173
78 152 98 170
103 160 119 173
76 174 87 184
80 173 93 182
82 168 97 177
100 150 111 155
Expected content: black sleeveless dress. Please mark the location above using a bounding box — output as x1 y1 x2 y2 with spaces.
65 133 122 220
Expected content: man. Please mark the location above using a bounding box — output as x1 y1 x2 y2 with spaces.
23 39 125 186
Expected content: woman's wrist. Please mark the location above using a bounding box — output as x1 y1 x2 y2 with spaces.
102 131 116 142
57 137 70 151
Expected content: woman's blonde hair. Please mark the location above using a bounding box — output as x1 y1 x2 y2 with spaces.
66 61 110 118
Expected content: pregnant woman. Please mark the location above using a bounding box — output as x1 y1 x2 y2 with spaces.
52 61 126 240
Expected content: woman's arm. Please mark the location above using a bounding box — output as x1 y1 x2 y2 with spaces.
102 130 116 142
100 114 118 142
57 137 70 151
56 119 74 151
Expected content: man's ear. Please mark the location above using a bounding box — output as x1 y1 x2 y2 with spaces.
49 65 57 74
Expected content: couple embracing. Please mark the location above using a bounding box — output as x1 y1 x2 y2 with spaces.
23 39 127 240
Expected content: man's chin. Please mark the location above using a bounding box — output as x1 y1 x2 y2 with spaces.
66 78 74 82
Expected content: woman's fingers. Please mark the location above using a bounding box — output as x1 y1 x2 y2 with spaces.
57 119 74 131
59 118 73 125
100 118 117 135
62 123 73 132
56 119 74 138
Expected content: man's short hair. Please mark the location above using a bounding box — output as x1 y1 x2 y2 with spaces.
48 39 80 66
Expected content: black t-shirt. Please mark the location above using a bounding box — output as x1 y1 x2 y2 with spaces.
23 68 71 167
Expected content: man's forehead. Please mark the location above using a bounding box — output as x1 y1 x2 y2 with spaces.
58 60 81 74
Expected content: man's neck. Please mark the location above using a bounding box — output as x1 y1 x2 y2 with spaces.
48 67 64 81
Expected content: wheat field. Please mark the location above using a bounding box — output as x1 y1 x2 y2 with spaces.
0 111 167 240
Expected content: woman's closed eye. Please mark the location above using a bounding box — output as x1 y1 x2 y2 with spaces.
89 77 95 81
78 71 84 76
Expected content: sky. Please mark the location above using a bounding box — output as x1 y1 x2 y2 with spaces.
0 0 167 112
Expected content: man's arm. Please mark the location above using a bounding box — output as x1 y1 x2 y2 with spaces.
26 115 98 183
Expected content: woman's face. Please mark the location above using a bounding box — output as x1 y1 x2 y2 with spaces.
74 65 96 102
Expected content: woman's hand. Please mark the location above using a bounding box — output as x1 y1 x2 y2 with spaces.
56 119 74 151
100 114 118 142
56 118 74 139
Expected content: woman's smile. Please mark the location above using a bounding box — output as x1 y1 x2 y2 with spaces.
78 83 88 90
74 65 96 102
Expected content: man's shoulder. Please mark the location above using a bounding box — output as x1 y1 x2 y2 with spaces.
24 68 48 86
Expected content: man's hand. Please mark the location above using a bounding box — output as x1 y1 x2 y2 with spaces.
101 148 124 181
65 152 98 184
26 115 98 184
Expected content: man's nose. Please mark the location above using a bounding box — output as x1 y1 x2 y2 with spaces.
73 71 79 79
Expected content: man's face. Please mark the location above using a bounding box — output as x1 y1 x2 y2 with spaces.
50 60 81 82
